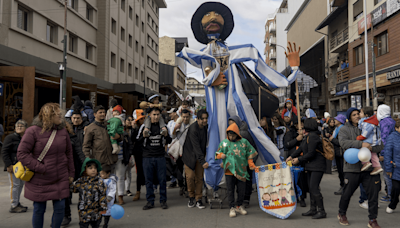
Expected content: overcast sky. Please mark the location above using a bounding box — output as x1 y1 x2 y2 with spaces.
159 0 282 82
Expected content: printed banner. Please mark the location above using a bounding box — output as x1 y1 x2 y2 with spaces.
255 162 296 219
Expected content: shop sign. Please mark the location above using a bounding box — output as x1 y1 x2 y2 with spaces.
358 14 372 35
336 82 349 96
371 2 387 26
387 0 400 17
387 68 400 83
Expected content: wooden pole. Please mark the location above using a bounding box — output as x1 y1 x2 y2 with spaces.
295 79 301 131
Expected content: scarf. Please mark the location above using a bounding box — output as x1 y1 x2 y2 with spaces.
333 124 344 138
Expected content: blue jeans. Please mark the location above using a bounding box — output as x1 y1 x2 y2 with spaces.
359 184 368 203
381 161 392 196
143 157 167 203
33 199 66 228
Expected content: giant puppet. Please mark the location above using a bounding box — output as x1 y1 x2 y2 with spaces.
178 2 302 190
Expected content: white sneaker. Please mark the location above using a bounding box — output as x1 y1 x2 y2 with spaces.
229 207 236 218
235 206 247 215
359 201 368 209
386 206 394 214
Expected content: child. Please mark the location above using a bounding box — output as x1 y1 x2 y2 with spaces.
357 106 383 175
262 193 271 206
384 119 400 214
281 98 298 120
140 94 167 137
100 165 117 228
71 158 107 228
107 105 125 154
215 123 257 218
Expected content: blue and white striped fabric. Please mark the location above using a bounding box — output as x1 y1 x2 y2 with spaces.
177 43 300 190
358 117 382 146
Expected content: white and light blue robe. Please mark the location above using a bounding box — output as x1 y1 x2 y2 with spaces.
177 40 300 190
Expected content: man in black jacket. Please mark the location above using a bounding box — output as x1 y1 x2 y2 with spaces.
137 107 172 210
71 110 88 145
182 109 208 209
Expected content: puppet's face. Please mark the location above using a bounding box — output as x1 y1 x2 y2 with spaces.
289 189 295 196
262 193 271 201
280 189 287 197
201 11 224 34
271 192 278 200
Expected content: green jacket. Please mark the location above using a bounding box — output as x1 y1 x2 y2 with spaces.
107 116 125 137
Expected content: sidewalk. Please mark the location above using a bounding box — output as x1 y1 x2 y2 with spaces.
0 169 396 228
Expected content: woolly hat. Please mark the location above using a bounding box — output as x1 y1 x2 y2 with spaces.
112 105 124 114
133 109 145 123
377 104 391 121
346 107 359 124
334 114 346 124
228 115 241 129
80 157 102 176
84 100 93 109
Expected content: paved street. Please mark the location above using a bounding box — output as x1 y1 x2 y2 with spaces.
0 168 397 228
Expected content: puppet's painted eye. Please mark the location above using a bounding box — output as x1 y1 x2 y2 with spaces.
205 13 210 16
215 13 220 16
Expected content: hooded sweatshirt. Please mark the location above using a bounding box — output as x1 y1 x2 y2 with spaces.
377 104 396 157
281 98 298 119
356 115 381 147
215 123 257 181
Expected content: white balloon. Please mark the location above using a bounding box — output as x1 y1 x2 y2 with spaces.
358 147 372 162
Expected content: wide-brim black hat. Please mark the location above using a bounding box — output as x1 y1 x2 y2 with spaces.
191 2 234 45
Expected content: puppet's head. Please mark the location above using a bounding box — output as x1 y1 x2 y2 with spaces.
279 188 287 197
271 192 278 201
262 192 271 201
191 2 234 44
289 187 295 196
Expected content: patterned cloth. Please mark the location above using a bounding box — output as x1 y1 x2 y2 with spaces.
71 175 108 223
103 175 117 216
216 137 257 181
275 126 286 151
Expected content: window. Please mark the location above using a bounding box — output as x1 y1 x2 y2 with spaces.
86 43 93 60
136 15 139 27
120 58 125 72
148 35 151 44
147 56 150 65
128 35 132 47
142 0 144 9
121 27 125 41
148 14 151 23
46 22 57 44
69 34 77 53
156 25 158 33
111 52 116 68
377 32 388 56
17 6 29 31
155 82 158 90
353 0 363 21
155 44 158 52
355 45 364 65
128 63 132 76
86 4 93 22
68 0 78 10
374 0 383 5
155 63 158 72
152 80 154 90
151 60 154 68
135 67 138 79
142 22 144 33
111 18 116 35
129 6 133 19
141 71 144 81
141 46 144 57
147 78 150 88
152 0 154 8
121 0 125 11
136 41 139 52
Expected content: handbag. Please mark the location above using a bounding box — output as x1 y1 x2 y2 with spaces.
13 130 57 181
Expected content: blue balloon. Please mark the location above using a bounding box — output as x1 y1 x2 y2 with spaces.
111 205 124 220
344 148 360 164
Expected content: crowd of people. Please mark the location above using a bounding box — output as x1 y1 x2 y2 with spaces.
1 95 400 228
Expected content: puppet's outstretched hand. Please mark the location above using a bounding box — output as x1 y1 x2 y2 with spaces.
285 42 301 67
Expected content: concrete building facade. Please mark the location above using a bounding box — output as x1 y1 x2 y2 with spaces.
187 77 205 95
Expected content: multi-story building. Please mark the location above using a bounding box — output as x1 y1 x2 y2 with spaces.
286 0 330 116
264 0 304 107
158 36 188 107
187 77 205 95
317 0 400 116
0 0 166 133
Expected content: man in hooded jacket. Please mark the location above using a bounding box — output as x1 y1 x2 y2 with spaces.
337 107 383 227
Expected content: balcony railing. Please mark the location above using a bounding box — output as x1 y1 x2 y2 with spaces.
337 68 349 83
278 8 288 13
330 27 349 50
269 23 276 33
269 52 276 60
269 37 276 45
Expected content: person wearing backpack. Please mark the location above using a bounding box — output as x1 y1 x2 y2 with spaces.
287 118 326 219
